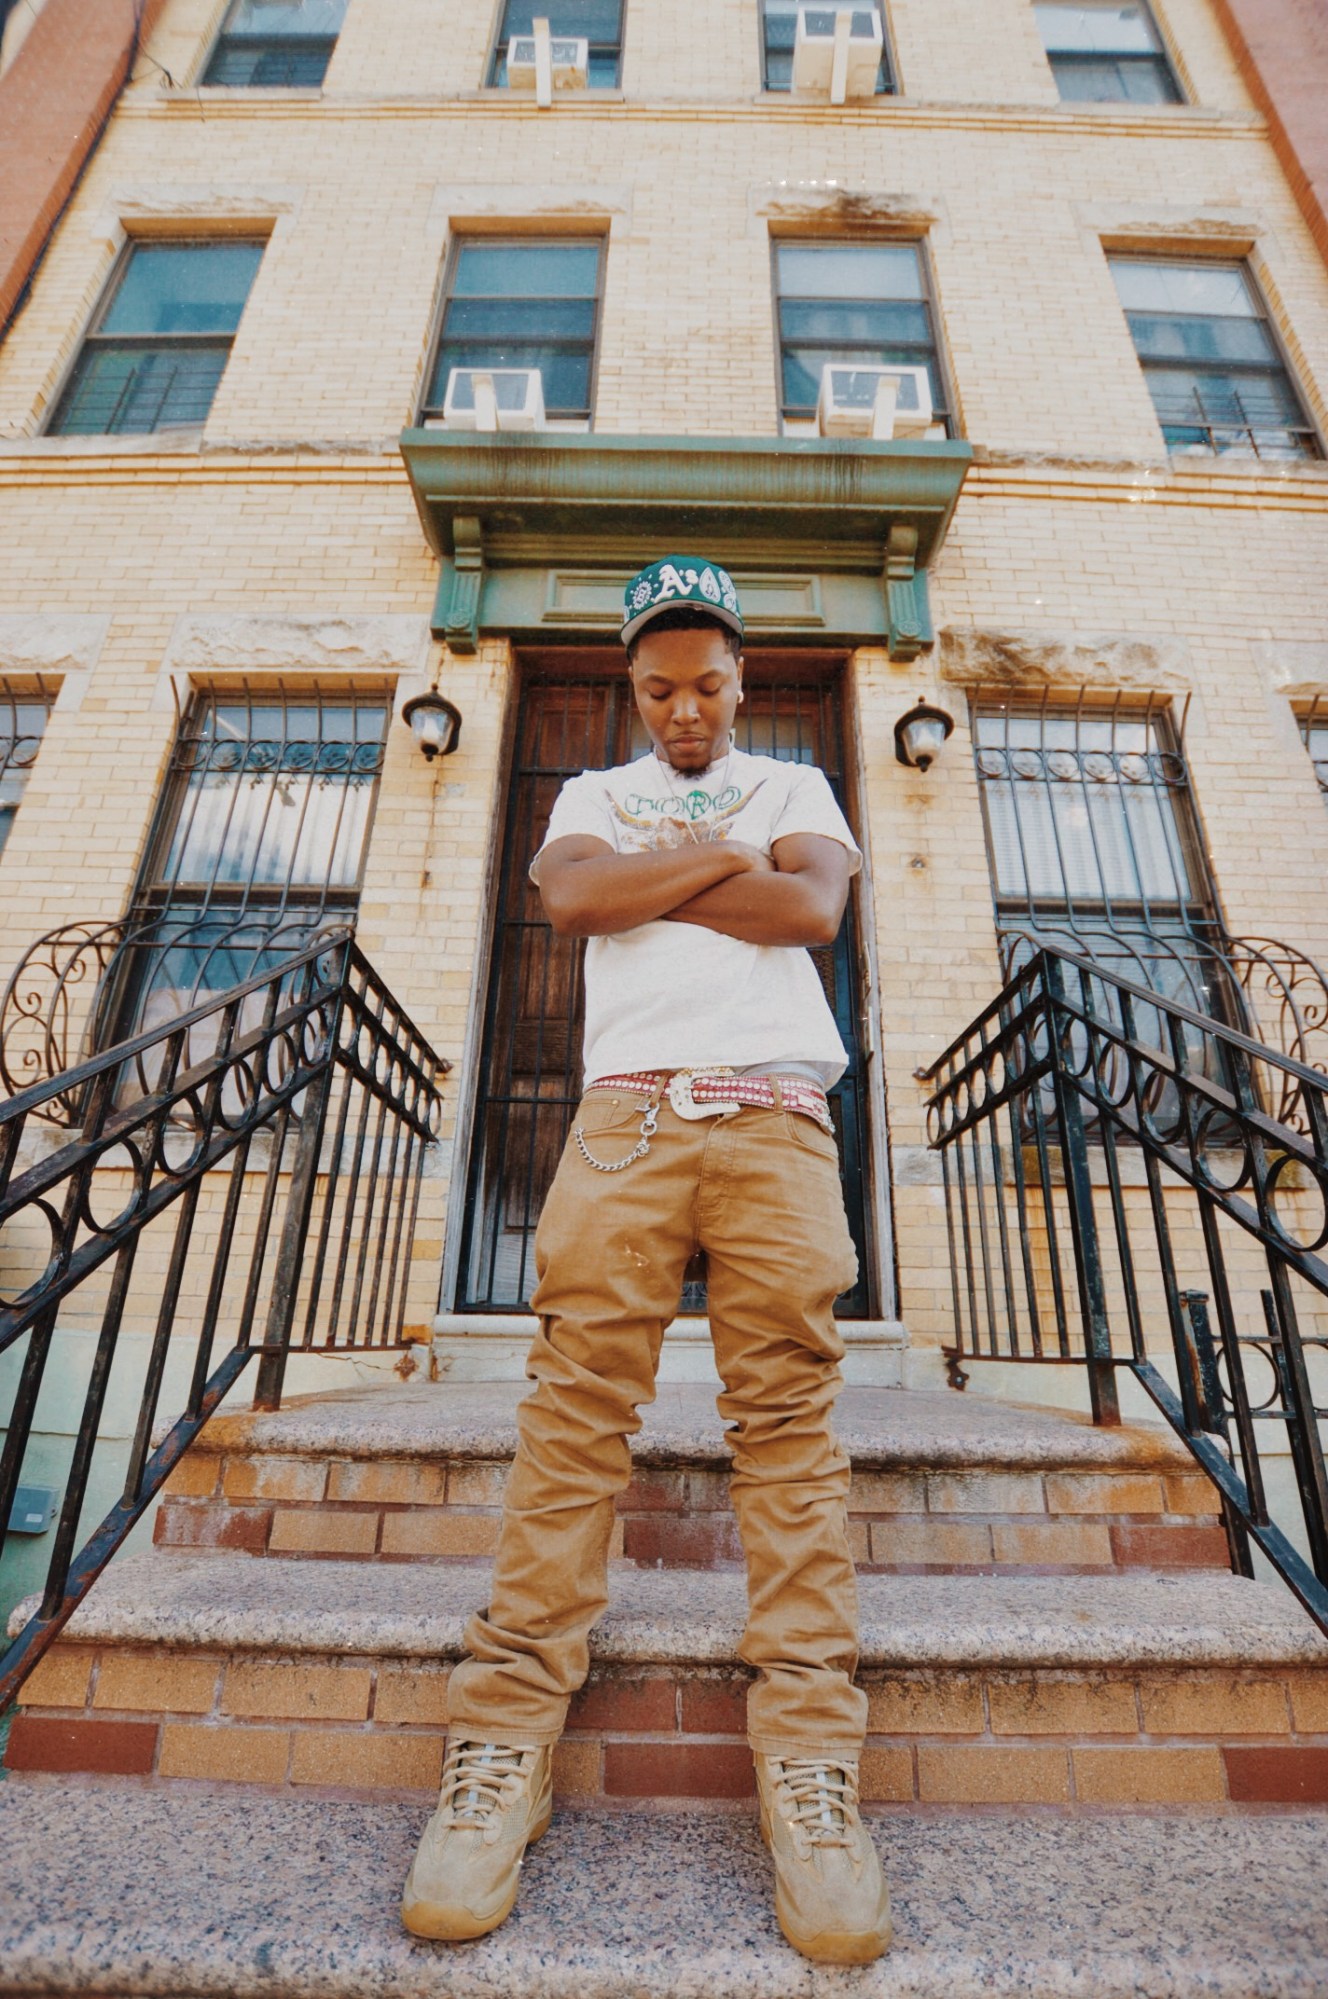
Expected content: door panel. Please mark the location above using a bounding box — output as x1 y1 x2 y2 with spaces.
457 659 873 1315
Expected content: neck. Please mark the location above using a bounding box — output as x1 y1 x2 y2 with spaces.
655 744 729 778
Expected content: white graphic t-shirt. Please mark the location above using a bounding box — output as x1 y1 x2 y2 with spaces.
530 747 862 1086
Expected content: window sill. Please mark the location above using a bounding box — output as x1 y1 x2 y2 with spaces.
1 430 206 457
161 84 324 100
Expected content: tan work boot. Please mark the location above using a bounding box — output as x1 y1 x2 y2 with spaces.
755 1753 892 1964
401 1737 553 1941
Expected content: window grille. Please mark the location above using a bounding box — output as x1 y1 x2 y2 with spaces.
423 240 604 425
1297 697 1328 803
971 693 1234 1013
489 1 623 86
773 240 950 431
761 1 893 92
48 241 263 437
1109 257 1320 461
107 686 388 1045
203 0 347 86
1035 2 1180 102
0 679 55 859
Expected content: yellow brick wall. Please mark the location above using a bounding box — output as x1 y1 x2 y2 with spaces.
0 0 1325 1352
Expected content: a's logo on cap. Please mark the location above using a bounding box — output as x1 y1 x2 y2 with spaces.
621 555 744 643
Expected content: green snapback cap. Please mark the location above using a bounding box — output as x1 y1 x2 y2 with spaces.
621 556 743 648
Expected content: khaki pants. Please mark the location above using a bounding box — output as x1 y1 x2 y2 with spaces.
446 1089 868 1758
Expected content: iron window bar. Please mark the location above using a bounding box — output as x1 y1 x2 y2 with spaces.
760 1 894 93
0 933 446 1713
0 676 56 857
1298 696 1328 800
924 943 1328 1640
0 684 391 1122
971 687 1328 1122
489 2 624 87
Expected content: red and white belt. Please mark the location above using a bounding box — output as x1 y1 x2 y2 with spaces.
585 1067 835 1135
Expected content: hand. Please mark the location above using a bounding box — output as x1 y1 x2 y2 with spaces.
723 840 776 875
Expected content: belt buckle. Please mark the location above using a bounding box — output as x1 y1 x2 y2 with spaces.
667 1067 735 1122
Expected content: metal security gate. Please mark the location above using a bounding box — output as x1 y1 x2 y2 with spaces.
457 657 873 1315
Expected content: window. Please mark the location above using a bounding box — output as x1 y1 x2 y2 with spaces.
1297 700 1328 805
1035 2 1180 102
1109 257 1319 460
423 240 604 426
774 240 950 431
202 0 347 87
489 2 623 87
48 240 263 438
761 2 893 92
972 697 1227 1022
112 688 388 1040
0 681 55 859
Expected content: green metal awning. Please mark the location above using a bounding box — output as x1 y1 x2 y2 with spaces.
398 430 972 660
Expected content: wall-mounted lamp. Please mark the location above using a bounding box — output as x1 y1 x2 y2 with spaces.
402 690 463 761
893 699 954 773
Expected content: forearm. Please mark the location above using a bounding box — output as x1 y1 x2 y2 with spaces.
541 844 752 936
663 872 840 947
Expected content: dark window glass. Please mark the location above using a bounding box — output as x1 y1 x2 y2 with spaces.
761 1 893 93
203 0 347 87
774 241 949 428
49 242 263 437
1110 257 1319 460
490 1 623 87
110 688 388 1043
425 241 603 423
971 700 1237 1075
0 681 55 859
1035 2 1181 102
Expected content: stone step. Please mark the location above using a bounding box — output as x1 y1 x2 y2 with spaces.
154 1379 1228 1575
2 1781 1327 1999
9 1552 1328 1809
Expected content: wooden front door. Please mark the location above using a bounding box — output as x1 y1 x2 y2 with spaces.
457 653 874 1315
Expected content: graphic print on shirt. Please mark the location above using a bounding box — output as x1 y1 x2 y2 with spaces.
610 776 767 850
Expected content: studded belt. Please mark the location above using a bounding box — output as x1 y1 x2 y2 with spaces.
585 1067 835 1135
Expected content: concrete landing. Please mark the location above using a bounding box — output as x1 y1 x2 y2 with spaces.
1 1783 1326 1998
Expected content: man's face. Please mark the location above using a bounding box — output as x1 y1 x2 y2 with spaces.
628 626 744 774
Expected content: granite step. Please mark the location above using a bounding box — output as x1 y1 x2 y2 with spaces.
9 1551 1328 1809
155 1379 1229 1575
2 1781 1327 1999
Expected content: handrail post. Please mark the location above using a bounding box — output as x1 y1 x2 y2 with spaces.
251 972 344 1412
1044 956 1121 1426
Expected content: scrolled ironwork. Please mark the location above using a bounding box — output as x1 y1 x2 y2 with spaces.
925 944 1328 1638
0 920 129 1120
0 934 447 1712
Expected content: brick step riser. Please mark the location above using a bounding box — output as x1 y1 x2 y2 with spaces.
10 1647 1328 1809
156 1456 1230 1573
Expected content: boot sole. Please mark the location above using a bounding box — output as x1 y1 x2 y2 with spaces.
758 1804 893 1965
400 1807 552 1943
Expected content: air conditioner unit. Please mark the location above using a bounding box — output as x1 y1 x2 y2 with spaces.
816 363 932 440
792 6 883 103
442 367 546 432
507 17 589 105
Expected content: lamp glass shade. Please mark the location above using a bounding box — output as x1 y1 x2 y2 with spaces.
900 714 949 770
402 693 461 760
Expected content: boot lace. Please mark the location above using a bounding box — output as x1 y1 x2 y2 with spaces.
437 1740 536 1829
774 1758 859 1848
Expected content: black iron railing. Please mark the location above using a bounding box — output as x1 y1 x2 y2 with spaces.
925 946 1328 1636
0 934 445 1708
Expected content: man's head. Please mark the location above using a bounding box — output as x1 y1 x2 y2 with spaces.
621 558 744 775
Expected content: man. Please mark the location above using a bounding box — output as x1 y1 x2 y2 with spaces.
401 557 891 1966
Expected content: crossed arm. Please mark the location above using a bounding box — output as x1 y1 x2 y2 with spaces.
535 831 852 948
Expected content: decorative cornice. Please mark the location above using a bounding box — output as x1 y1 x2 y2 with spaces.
398 430 972 657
